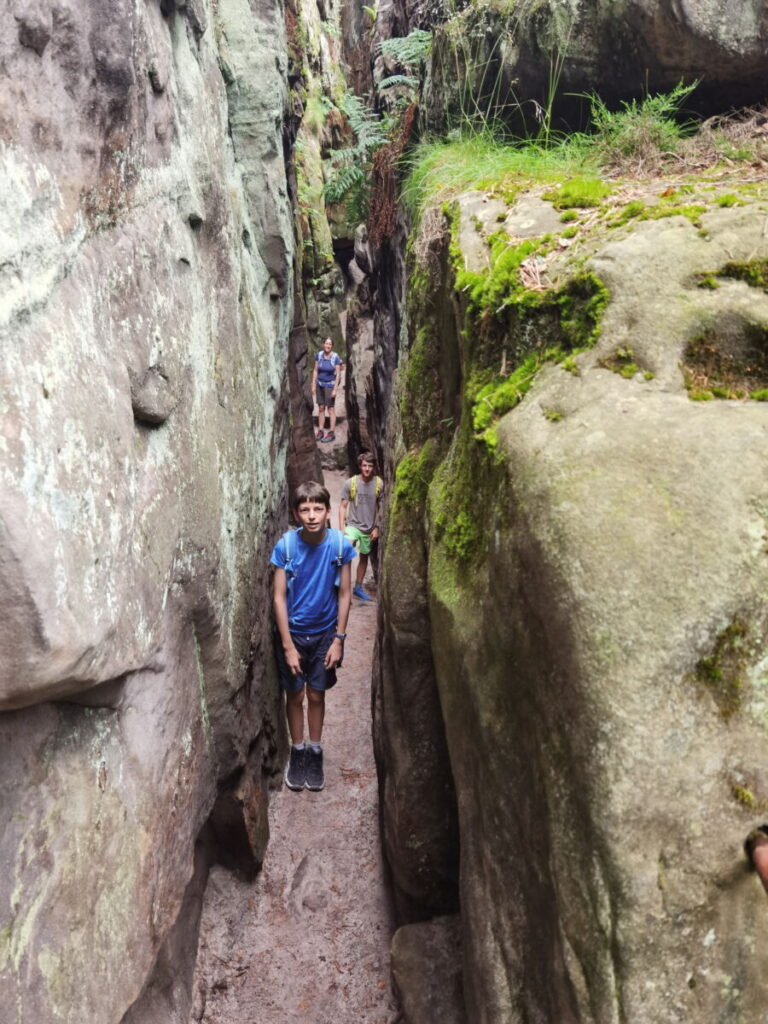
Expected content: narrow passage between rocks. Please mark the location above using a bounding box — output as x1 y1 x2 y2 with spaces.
190 415 397 1024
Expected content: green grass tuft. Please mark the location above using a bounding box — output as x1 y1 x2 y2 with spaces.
401 131 595 223
543 176 612 209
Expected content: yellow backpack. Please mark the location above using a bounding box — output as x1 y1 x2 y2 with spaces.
349 474 382 503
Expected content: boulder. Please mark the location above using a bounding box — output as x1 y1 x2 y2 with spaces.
380 187 768 1022
423 0 768 132
391 915 466 1024
0 0 293 1019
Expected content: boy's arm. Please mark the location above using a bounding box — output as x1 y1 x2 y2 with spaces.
273 568 301 674
371 483 382 540
325 562 351 669
338 497 349 531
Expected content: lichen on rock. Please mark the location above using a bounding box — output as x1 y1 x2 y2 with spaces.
378 175 768 1022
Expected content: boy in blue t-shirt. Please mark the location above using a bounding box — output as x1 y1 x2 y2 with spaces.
271 481 356 791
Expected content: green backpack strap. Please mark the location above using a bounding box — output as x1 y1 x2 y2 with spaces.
349 474 382 504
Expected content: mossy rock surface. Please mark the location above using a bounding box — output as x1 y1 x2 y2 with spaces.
380 185 768 1024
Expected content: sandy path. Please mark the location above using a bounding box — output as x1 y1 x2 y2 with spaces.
190 420 397 1023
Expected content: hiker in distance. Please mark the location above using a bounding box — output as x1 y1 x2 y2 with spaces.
339 452 383 603
271 481 356 791
312 336 343 444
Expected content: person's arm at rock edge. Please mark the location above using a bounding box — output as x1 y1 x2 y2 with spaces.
332 356 342 398
338 496 348 531
273 568 301 674
311 356 318 399
370 484 382 542
325 562 351 669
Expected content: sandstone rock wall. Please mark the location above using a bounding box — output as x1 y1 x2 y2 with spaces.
423 0 768 133
0 0 295 1019
377 188 768 1021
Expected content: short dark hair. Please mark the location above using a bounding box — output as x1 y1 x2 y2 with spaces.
358 451 376 468
292 480 331 510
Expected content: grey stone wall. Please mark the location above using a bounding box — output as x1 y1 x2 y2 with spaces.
0 0 294 1019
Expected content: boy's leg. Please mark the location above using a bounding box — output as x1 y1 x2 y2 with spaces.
356 551 369 585
306 686 325 744
284 685 308 791
274 631 308 790
306 687 326 790
285 686 306 745
349 529 373 600
303 633 338 790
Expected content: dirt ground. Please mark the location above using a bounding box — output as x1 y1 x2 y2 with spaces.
190 410 398 1024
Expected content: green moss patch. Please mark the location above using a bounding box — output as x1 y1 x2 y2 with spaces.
543 177 612 210
731 783 768 812
717 259 768 292
454 216 609 351
391 440 441 521
430 444 480 562
648 203 707 227
609 199 646 227
715 193 744 208
471 348 563 449
456 233 542 324
429 430 507 564
695 620 749 720
402 324 443 440
682 321 768 400
599 346 646 379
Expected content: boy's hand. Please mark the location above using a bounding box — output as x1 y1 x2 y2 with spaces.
324 637 343 669
284 646 302 675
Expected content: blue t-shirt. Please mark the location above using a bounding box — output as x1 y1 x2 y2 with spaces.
315 350 343 387
270 528 356 634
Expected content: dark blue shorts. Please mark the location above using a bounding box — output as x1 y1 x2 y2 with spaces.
274 629 341 693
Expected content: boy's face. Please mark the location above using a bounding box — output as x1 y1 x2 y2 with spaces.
295 500 328 533
359 459 374 480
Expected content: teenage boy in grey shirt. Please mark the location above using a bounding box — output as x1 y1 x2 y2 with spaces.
339 452 383 602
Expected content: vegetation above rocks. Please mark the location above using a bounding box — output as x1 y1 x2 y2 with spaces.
401 87 768 224
324 91 393 220
394 77 768 575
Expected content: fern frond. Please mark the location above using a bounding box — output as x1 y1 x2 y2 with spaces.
380 29 431 70
377 75 419 91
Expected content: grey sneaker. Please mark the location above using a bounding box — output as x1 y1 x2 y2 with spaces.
305 746 325 791
284 746 306 790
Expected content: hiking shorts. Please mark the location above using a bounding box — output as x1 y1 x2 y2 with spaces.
316 385 335 407
344 525 374 555
274 629 340 692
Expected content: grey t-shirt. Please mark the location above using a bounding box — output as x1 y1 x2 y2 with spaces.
341 475 382 533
